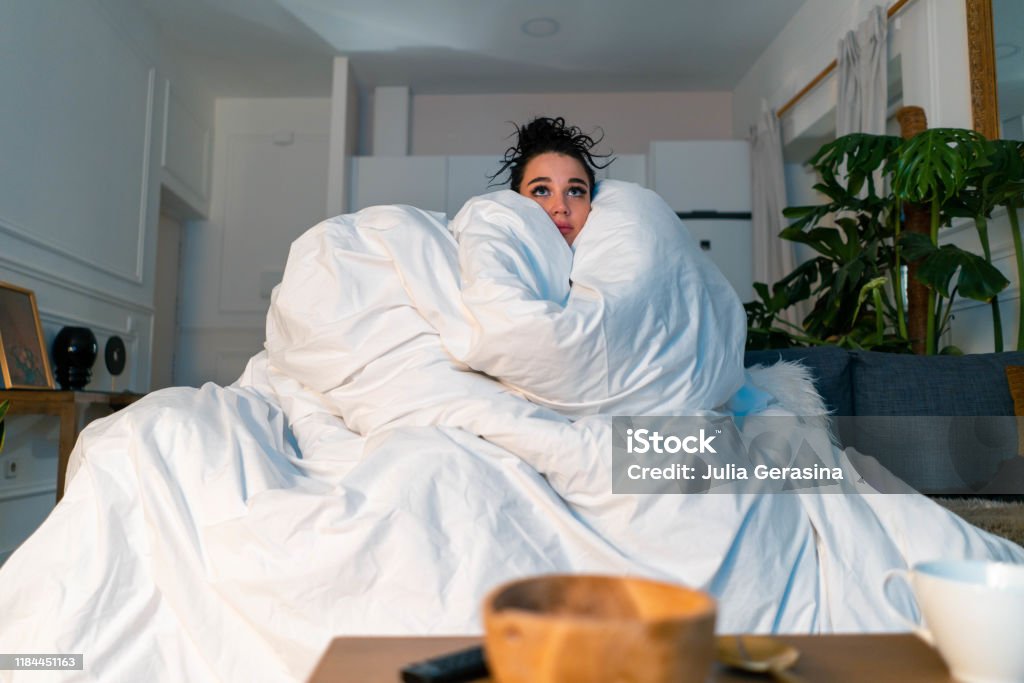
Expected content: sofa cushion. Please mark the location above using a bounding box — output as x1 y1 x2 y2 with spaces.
850 350 1024 416
744 346 853 416
846 350 1024 494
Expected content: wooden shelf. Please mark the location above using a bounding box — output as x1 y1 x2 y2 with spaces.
0 389 145 503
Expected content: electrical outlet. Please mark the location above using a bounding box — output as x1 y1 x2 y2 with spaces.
3 459 17 479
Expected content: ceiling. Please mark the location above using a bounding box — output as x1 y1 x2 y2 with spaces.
140 0 809 98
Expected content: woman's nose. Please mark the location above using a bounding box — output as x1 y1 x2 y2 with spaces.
549 197 568 215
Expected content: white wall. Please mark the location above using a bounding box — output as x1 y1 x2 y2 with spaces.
0 0 212 560
176 98 332 387
1 0 160 394
409 92 734 156
733 0 972 139
733 0 867 140
156 26 216 221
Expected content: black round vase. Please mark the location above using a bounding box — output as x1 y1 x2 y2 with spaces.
52 326 98 390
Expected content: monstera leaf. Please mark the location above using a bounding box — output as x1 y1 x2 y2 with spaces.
979 141 1020 198
982 140 1024 207
893 128 988 205
808 133 902 200
900 233 1009 301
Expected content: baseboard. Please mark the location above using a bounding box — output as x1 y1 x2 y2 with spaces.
0 481 56 504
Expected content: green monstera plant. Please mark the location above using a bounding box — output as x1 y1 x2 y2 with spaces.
747 128 1020 355
746 133 911 352
892 128 1010 354
962 137 1024 350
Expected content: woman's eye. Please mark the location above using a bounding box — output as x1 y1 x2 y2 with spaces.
568 186 588 197
531 186 550 197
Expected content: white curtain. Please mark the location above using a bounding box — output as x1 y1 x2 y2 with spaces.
837 5 888 136
750 103 801 327
748 5 888 333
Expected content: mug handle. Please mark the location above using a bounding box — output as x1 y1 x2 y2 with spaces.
881 569 934 646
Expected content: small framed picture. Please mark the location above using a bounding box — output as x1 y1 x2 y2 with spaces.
0 281 54 389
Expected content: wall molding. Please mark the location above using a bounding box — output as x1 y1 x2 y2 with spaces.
0 481 56 505
0 66 153 285
132 66 155 284
943 206 1017 239
161 78 212 208
952 297 1020 316
0 211 145 286
39 310 137 340
203 127 211 202
951 283 1020 312
990 242 1016 265
923 0 943 126
179 324 265 333
0 253 154 314
160 78 170 169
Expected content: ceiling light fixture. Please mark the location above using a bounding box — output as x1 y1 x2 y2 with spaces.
521 17 560 38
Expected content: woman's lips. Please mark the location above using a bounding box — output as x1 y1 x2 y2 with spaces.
556 223 573 235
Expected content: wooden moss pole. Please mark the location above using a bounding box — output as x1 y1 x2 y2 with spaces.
896 106 931 354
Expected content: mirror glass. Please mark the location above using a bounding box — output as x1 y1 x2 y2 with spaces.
994 0 1024 139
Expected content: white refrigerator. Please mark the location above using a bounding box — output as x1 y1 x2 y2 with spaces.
649 140 754 303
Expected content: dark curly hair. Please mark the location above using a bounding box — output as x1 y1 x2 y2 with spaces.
489 116 614 196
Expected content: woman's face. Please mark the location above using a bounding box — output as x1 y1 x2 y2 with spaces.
519 152 592 246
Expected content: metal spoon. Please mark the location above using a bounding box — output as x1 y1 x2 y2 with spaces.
716 635 804 682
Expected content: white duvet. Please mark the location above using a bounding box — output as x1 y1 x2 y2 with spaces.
0 181 1021 682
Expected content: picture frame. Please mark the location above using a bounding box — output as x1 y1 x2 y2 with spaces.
0 281 55 390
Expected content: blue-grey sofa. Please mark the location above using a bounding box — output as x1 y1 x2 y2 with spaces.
744 347 1024 496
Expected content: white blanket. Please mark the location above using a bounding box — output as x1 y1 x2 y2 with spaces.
0 182 1021 682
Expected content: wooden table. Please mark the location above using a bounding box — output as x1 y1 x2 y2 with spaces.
0 389 144 502
308 634 950 682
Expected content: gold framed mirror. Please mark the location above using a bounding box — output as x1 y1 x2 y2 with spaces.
966 0 999 139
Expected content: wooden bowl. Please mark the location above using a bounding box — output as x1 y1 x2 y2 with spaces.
483 574 716 683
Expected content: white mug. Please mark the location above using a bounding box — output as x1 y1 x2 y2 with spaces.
883 560 1024 683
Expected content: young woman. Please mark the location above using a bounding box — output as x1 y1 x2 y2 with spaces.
491 116 613 246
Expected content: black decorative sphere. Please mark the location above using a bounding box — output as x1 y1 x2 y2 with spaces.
52 326 98 390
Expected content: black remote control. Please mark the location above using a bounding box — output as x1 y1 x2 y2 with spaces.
399 645 489 683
